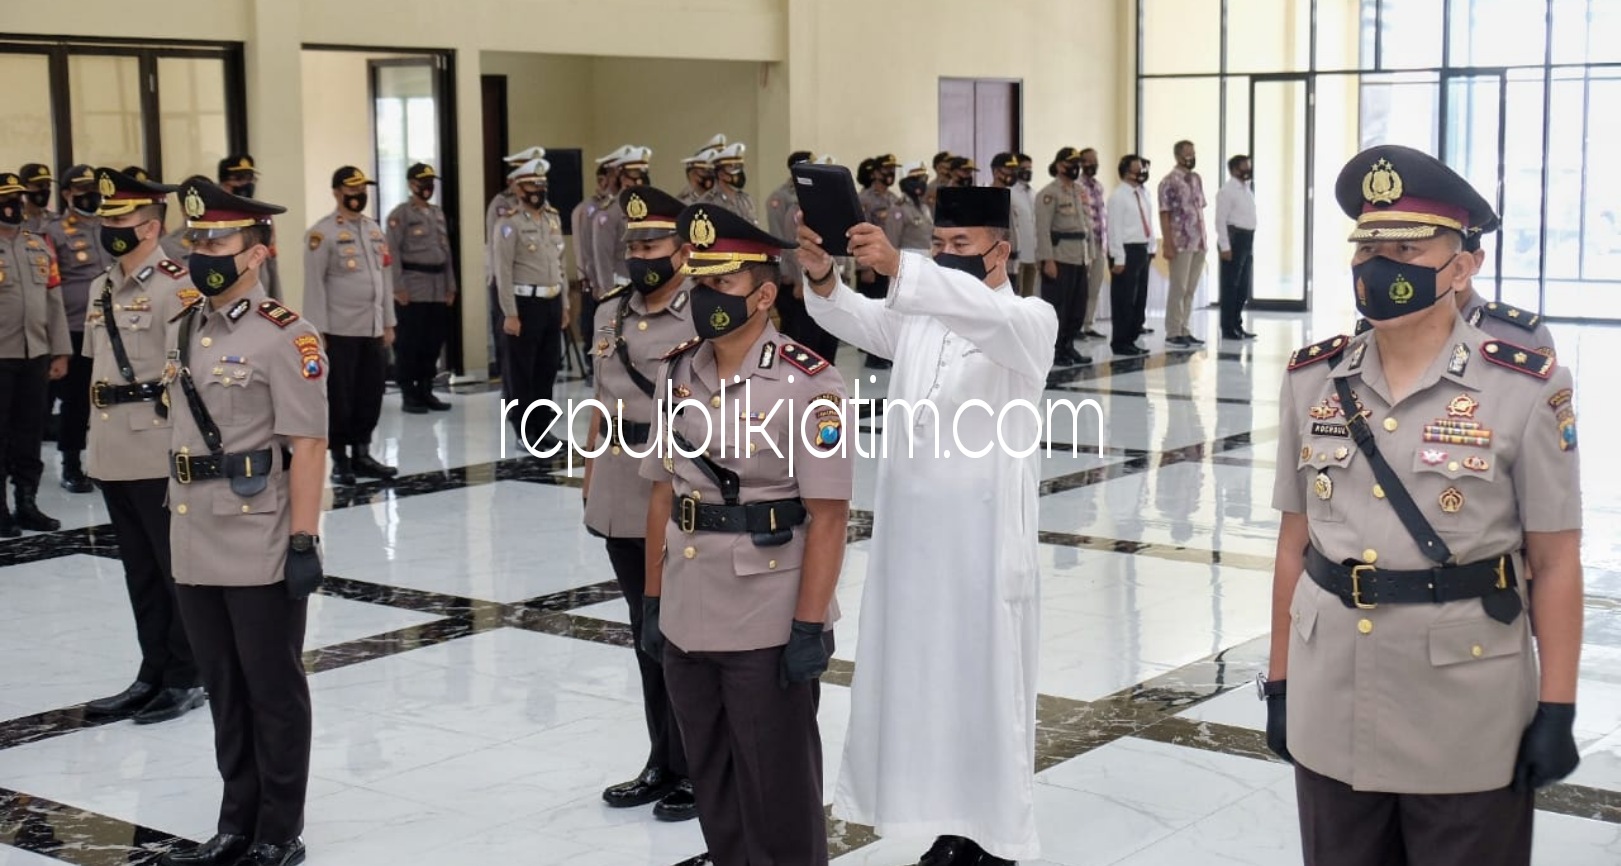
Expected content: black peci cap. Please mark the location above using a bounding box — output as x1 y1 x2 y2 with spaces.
934 186 1011 230
19 163 52 186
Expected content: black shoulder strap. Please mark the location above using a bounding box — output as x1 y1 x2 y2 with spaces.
176 309 224 455
665 350 741 505
98 278 138 384
1331 375 1452 565
614 291 657 399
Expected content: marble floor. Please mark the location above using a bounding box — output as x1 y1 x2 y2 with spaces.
2 305 1620 865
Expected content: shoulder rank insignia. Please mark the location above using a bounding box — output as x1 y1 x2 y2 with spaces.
1481 339 1554 379
169 298 204 324
661 335 702 361
156 259 187 279
1287 335 1348 371
257 300 300 328
598 282 628 302
779 342 830 376
1480 301 1541 331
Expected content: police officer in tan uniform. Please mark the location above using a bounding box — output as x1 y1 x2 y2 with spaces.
571 160 614 381
19 163 55 234
78 168 204 724
1264 145 1583 866
702 142 756 225
303 165 397 485
679 144 720 206
1036 146 1094 368
493 158 568 448
47 164 117 492
640 203 852 866
855 155 904 371
592 146 651 297
484 146 545 358
895 161 934 252
0 171 69 537
584 186 698 822
768 150 841 360
205 155 282 301
386 162 457 414
158 179 327 866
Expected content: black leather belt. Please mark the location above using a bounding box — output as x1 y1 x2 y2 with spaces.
401 261 447 274
675 492 805 535
1304 546 1516 610
91 380 164 408
1051 230 1088 241
170 447 288 484
598 417 652 447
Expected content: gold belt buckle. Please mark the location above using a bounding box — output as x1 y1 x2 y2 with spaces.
1494 556 1508 590
173 452 192 484
679 495 697 533
91 382 109 408
1350 564 1377 610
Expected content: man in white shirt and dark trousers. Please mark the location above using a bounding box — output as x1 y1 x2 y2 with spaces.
1106 154 1156 357
1215 154 1257 340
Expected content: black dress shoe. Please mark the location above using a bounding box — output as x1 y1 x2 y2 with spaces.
329 456 356 486
420 386 452 411
349 451 398 479
1080 328 1107 340
1141 326 1155 334
976 854 1015 865
1111 345 1147 357
652 778 698 822
1185 334 1206 345
1241 329 1258 339
159 833 250 866
603 766 677 808
86 681 157 717
400 396 429 415
863 355 891 370
920 835 982 866
234 839 305 866
61 463 93 494
133 686 206 725
1221 330 1244 340
0 508 17 539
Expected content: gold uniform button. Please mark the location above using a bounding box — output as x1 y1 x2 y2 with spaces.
100 412 109 421
1448 461 1460 472
637 321 648 331
152 419 161 426
1357 618 1373 635
200 337 213 348
1362 549 1378 563
691 490 701 501
1382 417 1398 432
1471 644 1484 658
611 446 621 456
241 505 251 513
176 504 188 515
1373 484 1385 499
710 395 722 409
683 546 696 559
768 560 777 569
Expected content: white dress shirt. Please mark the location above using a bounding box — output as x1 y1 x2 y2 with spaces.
1215 176 1257 252
1106 182 1158 263
1010 181 1037 264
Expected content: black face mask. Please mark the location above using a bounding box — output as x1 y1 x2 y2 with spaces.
70 193 102 217
25 189 50 209
100 222 148 257
627 254 678 294
935 245 998 282
0 199 22 226
691 282 759 340
343 192 368 213
189 249 247 297
726 170 747 191
232 182 256 199
412 184 434 201
1181 157 1197 171
1352 253 1459 321
524 190 547 209
900 178 928 199
880 171 896 187
695 174 716 191
1082 164 1099 178
1060 164 1080 180
1017 168 1033 182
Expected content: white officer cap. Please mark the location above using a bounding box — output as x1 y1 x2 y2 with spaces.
507 158 550 183
682 146 722 169
596 144 636 166
902 160 928 177
701 133 727 151
713 142 747 166
504 146 545 165
613 146 652 169
815 155 837 165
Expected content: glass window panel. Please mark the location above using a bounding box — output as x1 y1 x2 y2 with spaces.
1580 70 1621 285
1312 73 1364 314
1249 78 1310 304
1356 71 1439 151
69 54 145 169
158 56 228 231
373 62 439 219
1141 0 1222 75
1440 74 1503 296
1542 71 1582 286
1140 77 1223 180
1378 0 1445 69
1228 0 1312 73
1316 0 1368 71
1496 69 1545 312
1551 0 1621 65
1447 0 1547 68
0 53 56 179
1224 77 1251 167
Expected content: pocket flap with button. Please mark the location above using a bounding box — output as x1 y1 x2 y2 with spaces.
1411 448 1497 481
1428 617 1523 667
1296 437 1356 470
128 407 172 431
212 479 280 516
1290 583 1320 644
732 531 804 577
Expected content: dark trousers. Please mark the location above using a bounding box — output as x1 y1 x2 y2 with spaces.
1295 763 1533 866
486 279 503 378
500 295 563 438
102 478 196 688
578 291 598 376
664 636 831 866
0 355 50 492
1219 227 1255 334
604 537 688 777
50 330 91 454
323 334 386 449
1041 262 1088 349
392 301 451 393
175 583 311 843
855 271 889 301
775 289 841 364
1110 243 1151 352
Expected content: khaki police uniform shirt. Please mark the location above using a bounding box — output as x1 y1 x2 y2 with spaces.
484 189 520 282
162 228 283 301
896 196 934 251
700 185 758 226
1034 179 1092 266
570 194 606 291
83 249 195 481
46 212 114 331
677 185 705 206
1273 315 1580 794
491 205 565 319
303 211 396 337
592 202 630 293
638 324 854 652
859 187 905 249
23 210 55 235
585 285 696 538
0 228 69 359
166 292 328 587
765 180 802 284
385 200 457 304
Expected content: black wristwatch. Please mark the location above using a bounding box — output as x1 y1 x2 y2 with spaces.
290 532 319 553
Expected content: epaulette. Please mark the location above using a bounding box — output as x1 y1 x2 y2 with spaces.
156 259 187 279
169 298 204 323
779 342 830 376
1481 339 1555 379
1287 335 1349 371
661 336 701 361
256 299 300 328
1479 301 1541 331
598 282 628 302
1353 317 1372 335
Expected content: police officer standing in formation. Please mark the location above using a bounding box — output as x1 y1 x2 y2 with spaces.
492 157 568 449
855 155 903 368
486 146 546 355
303 166 399 486
1265 145 1583 866
895 161 934 253
571 158 614 381
702 142 756 225
592 146 651 298
158 178 326 866
0 171 69 537
386 162 456 414
79 168 203 725
19 163 55 234
583 185 698 823
769 150 841 361
679 141 721 205
46 164 116 493
641 203 852 866
1035 146 1094 367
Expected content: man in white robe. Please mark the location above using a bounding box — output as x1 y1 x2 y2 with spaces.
797 186 1056 865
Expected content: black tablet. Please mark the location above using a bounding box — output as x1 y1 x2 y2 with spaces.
790 163 863 257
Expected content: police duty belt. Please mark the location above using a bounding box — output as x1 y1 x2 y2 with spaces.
670 430 801 548
170 308 279 498
96 282 167 418
597 416 652 447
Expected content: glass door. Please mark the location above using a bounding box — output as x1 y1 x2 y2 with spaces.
1439 70 1507 303
370 58 443 219
1246 74 1313 311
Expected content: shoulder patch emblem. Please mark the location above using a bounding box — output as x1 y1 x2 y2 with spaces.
1287 335 1348 371
1481 339 1555 379
661 335 702 361
1041 194 1054 205
156 259 187 279
257 300 300 328
294 334 323 380
1481 301 1540 331
176 288 201 306
307 232 323 251
779 342 830 376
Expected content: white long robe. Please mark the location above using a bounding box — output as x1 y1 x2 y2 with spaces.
805 252 1056 861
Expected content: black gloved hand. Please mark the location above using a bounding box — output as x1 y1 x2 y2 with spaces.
1513 702 1579 791
284 544 323 601
1265 682 1293 764
780 620 829 686
640 596 665 661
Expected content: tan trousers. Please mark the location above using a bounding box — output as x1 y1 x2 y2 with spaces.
1166 248 1206 339
1082 237 1107 327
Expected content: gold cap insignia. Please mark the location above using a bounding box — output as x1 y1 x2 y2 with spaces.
1362 158 1403 206
708 308 730 331
626 194 648 221
690 210 716 247
98 172 117 198
1389 274 1415 303
184 188 205 219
